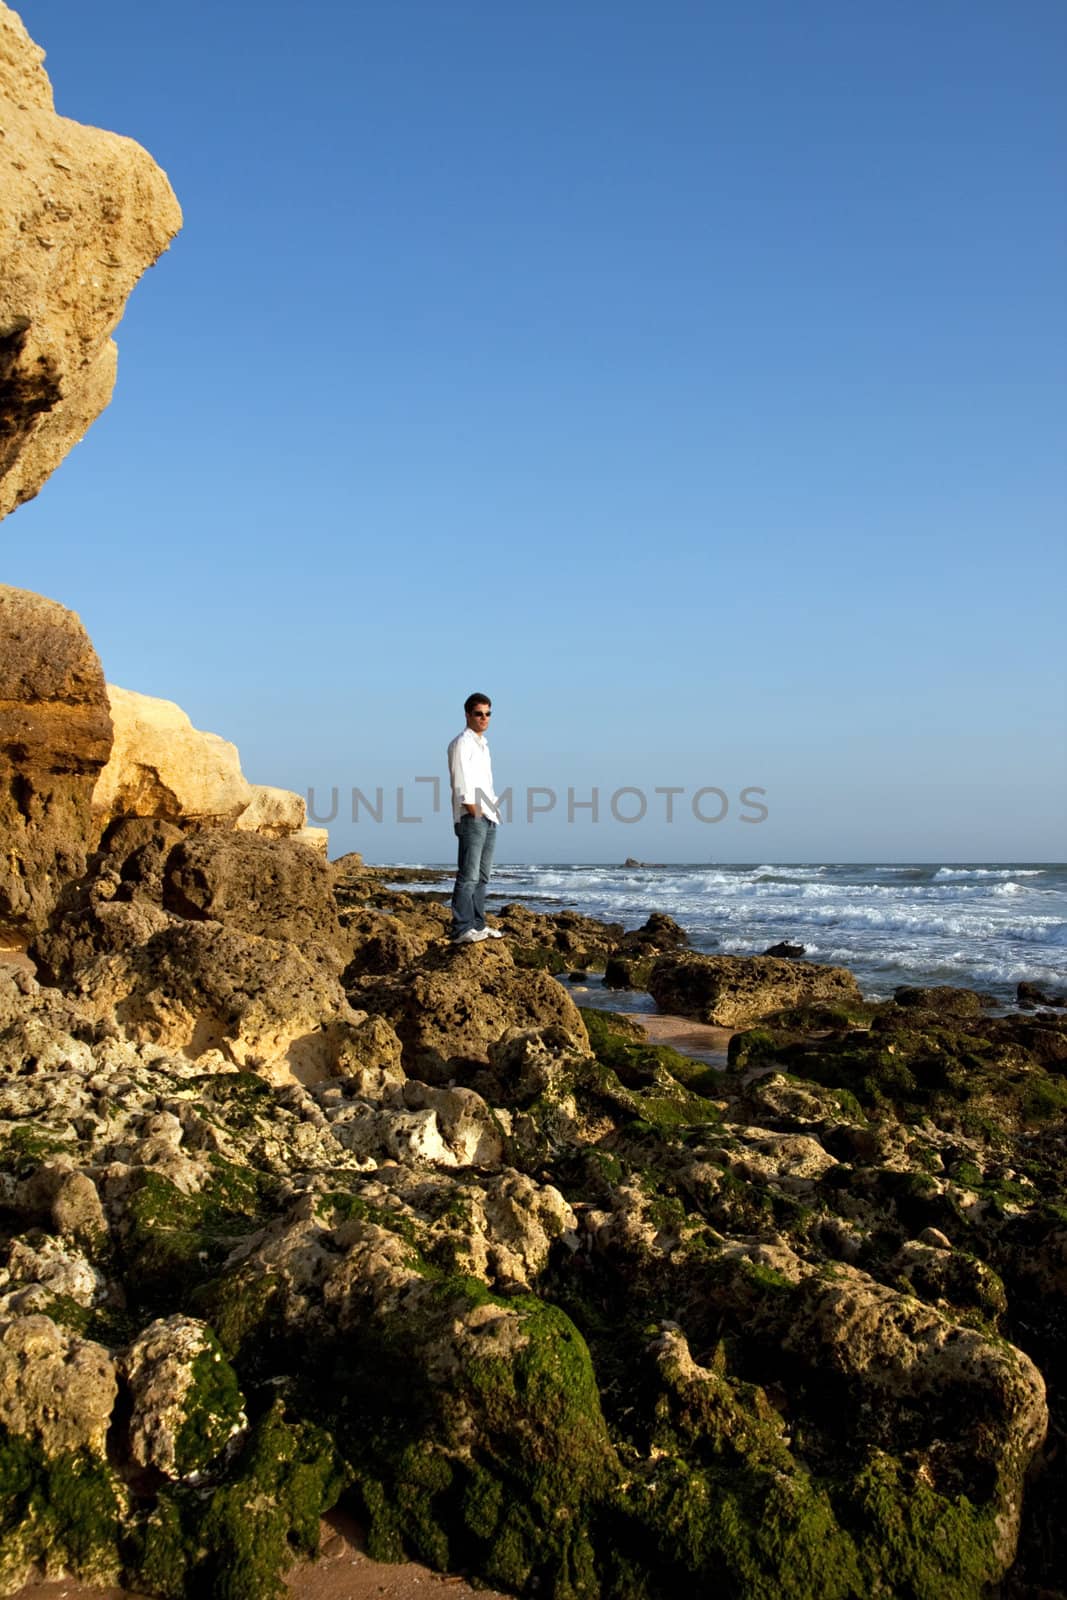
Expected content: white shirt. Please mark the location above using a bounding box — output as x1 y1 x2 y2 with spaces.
447 727 500 825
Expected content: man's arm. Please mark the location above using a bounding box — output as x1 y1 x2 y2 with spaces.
449 734 481 817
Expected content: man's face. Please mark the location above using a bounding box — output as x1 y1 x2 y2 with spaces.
466 702 492 734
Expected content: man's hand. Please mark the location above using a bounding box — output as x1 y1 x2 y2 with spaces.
463 803 479 817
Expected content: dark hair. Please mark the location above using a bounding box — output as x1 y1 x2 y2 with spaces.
464 693 492 714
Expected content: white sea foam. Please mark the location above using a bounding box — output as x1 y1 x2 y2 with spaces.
933 866 1045 880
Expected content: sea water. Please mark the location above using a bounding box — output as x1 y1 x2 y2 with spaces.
432 862 1067 1004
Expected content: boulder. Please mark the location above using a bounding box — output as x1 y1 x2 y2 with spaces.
32 890 177 988
1017 980 1066 1010
0 1313 116 1455
294 825 329 858
648 952 862 1027
496 903 624 969
72 920 362 1083
102 815 186 898
162 829 345 959
125 1315 246 1479
350 942 589 1083
0 585 113 943
0 1232 102 1317
892 985 996 1018
603 912 691 990
342 907 438 976
0 2 182 519
92 684 253 824
234 784 307 837
617 912 690 954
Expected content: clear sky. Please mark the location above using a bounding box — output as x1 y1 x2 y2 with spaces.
6 0 1065 863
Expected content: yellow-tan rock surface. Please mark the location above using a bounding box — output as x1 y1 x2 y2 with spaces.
93 684 254 823
234 783 307 836
0 1 182 520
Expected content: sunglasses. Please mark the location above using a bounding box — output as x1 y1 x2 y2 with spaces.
472 709 491 716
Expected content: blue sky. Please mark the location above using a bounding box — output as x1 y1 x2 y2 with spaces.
6 0 1065 862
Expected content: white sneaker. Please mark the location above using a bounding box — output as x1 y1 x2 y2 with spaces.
452 928 489 945
482 926 505 939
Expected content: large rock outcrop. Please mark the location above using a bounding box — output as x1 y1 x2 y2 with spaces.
161 829 345 956
0 2 182 519
648 951 863 1027
347 942 590 1083
92 684 254 825
0 585 112 944
1 920 1063 1596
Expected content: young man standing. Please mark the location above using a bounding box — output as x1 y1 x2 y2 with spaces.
447 693 503 945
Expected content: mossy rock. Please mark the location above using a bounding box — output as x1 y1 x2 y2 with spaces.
510 942 568 974
191 1264 288 1372
0 1426 126 1592
580 1007 723 1104
738 1019 1066 1134
136 1400 348 1600
0 1124 74 1178
334 1277 617 1597
175 1335 246 1479
120 1161 279 1309
603 954 656 991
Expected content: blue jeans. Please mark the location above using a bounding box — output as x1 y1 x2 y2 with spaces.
451 814 497 936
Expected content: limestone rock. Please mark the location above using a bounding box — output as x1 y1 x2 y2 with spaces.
294 824 329 858
708 1125 838 1193
649 951 862 1027
350 942 589 1083
780 1252 1046 1568
0 585 112 942
496 902 624 969
102 815 186 897
92 684 253 824
162 830 345 959
342 907 437 976
0 3 182 518
125 1315 246 1479
0 1313 116 1454
19 1160 107 1240
73 920 361 1083
32 875 177 987
401 1081 505 1166
327 1011 404 1095
234 784 306 837
0 1233 102 1316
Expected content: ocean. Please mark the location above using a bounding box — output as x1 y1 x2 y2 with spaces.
455 862 1067 1005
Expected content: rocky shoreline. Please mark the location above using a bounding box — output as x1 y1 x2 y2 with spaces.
1 6 1064 1595
1 811 1065 1597
0 591 1063 1600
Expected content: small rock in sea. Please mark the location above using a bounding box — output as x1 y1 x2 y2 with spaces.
1018 980 1067 1009
763 940 806 959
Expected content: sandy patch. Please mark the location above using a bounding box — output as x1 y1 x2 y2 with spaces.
12 1510 513 1600
622 1010 733 1068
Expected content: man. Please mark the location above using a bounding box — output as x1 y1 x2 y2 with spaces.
447 693 504 945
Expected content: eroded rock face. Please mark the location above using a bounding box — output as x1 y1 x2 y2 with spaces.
0 2 182 519
162 829 345 958
0 585 113 944
234 784 307 837
126 1315 246 1479
72 919 361 1082
93 684 253 825
649 950 863 1026
349 942 590 1082
0 1313 116 1455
